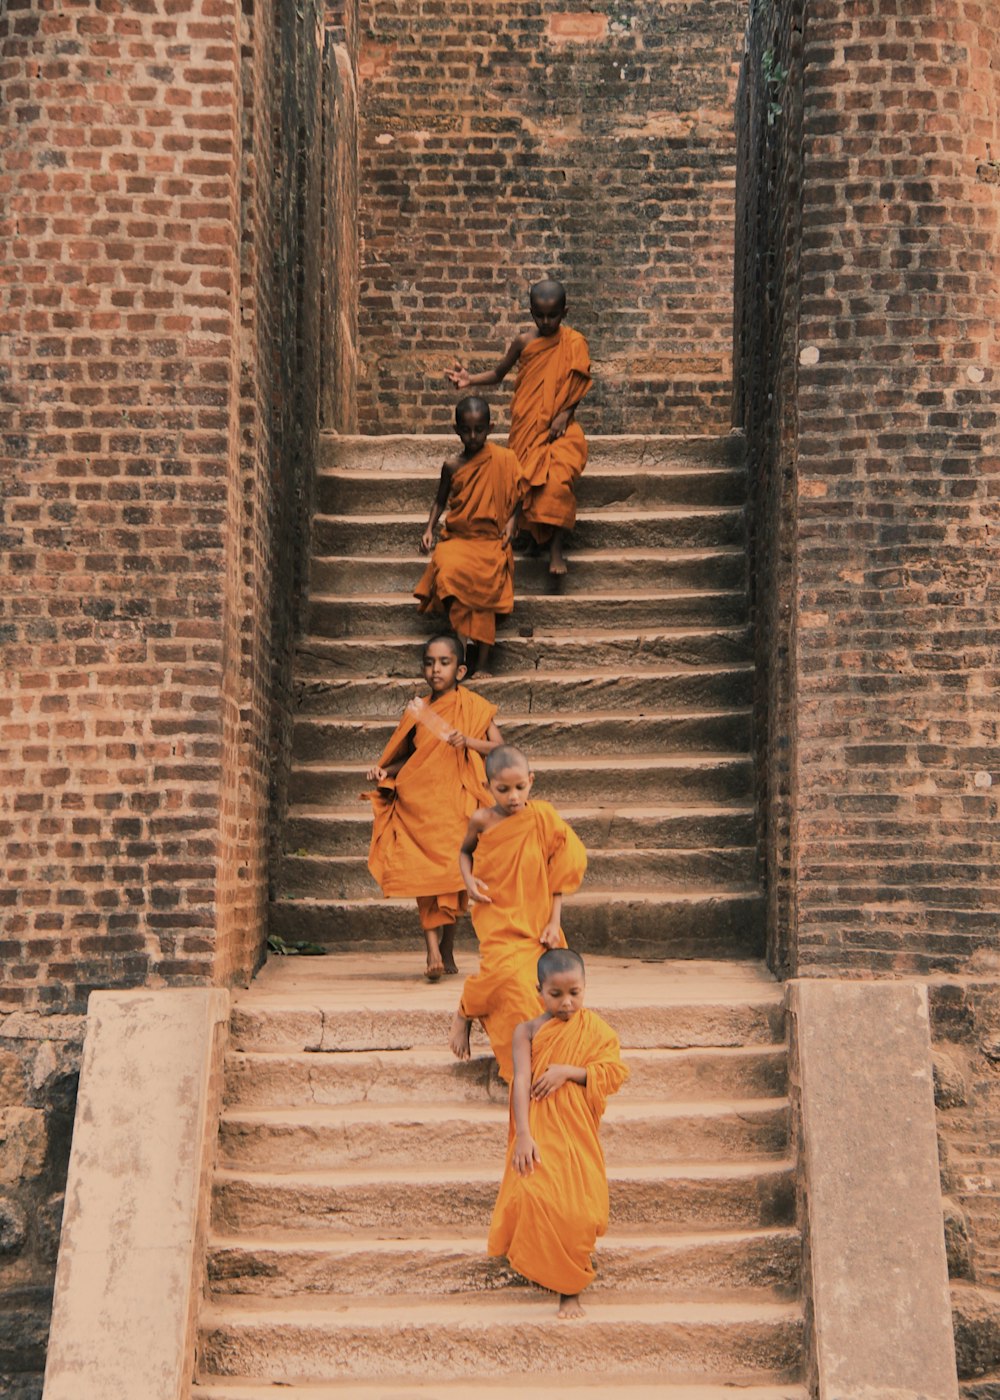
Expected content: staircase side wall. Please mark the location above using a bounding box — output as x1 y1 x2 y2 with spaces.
354 0 747 435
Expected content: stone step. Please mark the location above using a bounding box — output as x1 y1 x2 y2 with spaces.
288 753 754 808
282 804 757 857
319 432 748 474
316 466 748 516
218 1098 790 1173
311 547 747 596
292 710 752 763
306 593 750 639
197 1296 802 1385
268 888 766 959
227 955 786 1054
223 1045 789 1110
206 1226 800 1300
194 1383 808 1400
293 665 753 714
212 1159 796 1236
275 848 758 901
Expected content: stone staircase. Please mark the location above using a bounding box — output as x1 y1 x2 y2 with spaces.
193 955 806 1396
269 432 763 958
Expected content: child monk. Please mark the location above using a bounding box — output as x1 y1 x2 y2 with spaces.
448 745 586 1080
364 634 503 981
414 395 523 676
447 279 592 576
489 948 628 1319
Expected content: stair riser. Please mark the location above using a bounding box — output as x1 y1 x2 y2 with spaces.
218 1107 790 1172
212 1169 796 1236
207 1233 800 1300
289 761 754 808
294 669 753 715
292 713 752 763
283 809 758 857
316 470 748 515
230 1001 787 1054
198 1317 802 1384
306 596 752 639
312 552 747 596
268 893 766 959
222 1048 789 1110
320 434 748 474
312 512 746 556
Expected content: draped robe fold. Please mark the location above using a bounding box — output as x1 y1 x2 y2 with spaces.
459 801 586 1081
364 687 495 922
413 443 523 646
489 1008 628 1296
508 327 592 544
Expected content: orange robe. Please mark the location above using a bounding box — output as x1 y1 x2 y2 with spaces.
459 801 586 1081
508 327 592 544
364 687 495 926
413 442 523 646
489 1009 628 1295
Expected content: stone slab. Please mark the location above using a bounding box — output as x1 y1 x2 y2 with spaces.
43 989 230 1400
790 979 959 1400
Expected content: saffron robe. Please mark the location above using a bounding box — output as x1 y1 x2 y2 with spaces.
364 686 495 900
413 443 524 646
459 801 587 1081
488 1008 628 1295
508 327 592 543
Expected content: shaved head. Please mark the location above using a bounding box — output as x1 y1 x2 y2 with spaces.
485 744 530 781
456 394 490 426
423 632 464 666
537 947 585 985
529 278 567 311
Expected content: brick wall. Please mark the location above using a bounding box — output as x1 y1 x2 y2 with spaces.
355 0 746 434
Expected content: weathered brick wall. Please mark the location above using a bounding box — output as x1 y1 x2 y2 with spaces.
355 0 746 434
321 1 360 432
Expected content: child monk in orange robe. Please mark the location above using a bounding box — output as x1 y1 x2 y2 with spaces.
414 395 524 676
448 745 587 1081
489 947 628 1318
447 279 592 577
364 634 503 981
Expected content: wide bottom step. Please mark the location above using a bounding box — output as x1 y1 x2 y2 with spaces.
195 1383 809 1400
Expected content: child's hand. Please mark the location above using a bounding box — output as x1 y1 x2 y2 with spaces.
531 1065 572 1100
419 526 435 554
547 409 570 442
366 764 389 784
447 361 472 389
465 875 492 905
539 922 562 949
513 1132 541 1175
445 729 467 749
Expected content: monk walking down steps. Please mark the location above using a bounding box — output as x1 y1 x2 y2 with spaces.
363 634 503 981
449 745 587 1081
489 948 628 1319
447 279 592 577
413 395 524 677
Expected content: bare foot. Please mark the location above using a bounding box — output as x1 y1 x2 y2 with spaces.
449 1010 472 1060
557 1293 585 1319
439 924 459 975
424 928 444 982
549 533 567 576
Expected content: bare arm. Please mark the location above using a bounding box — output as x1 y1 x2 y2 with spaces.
458 812 491 903
539 892 563 948
366 729 416 783
448 719 504 757
447 333 529 390
420 462 455 554
511 1018 544 1174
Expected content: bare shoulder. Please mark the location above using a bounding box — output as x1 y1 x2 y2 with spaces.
514 1013 548 1042
470 805 499 833
441 454 462 472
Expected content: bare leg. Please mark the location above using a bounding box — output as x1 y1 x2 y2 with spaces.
449 1009 472 1060
557 1293 585 1319
548 529 567 576
474 642 493 677
439 923 459 975
424 927 445 981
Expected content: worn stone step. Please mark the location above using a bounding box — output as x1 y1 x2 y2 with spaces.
316 466 748 516
294 666 753 715
292 710 752 763
313 508 745 557
282 804 757 857
288 753 754 808
206 1226 800 1300
194 1383 807 1400
268 887 765 959
311 547 747 596
306 593 750 639
228 955 786 1054
218 1098 790 1173
223 1044 788 1110
319 432 747 474
197 1295 802 1384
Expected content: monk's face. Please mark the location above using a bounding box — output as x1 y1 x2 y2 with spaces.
423 640 465 695
454 407 490 458
539 968 585 1021
488 763 533 815
529 295 565 338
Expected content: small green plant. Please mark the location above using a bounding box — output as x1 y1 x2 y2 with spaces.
762 48 789 127
267 934 327 956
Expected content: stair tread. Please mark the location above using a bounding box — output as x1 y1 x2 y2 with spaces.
285 801 756 820
294 752 751 773
227 1044 785 1067
314 506 744 523
221 1097 789 1127
208 1224 799 1252
295 709 753 726
201 1294 801 1323
195 1386 806 1399
215 1158 795 1188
